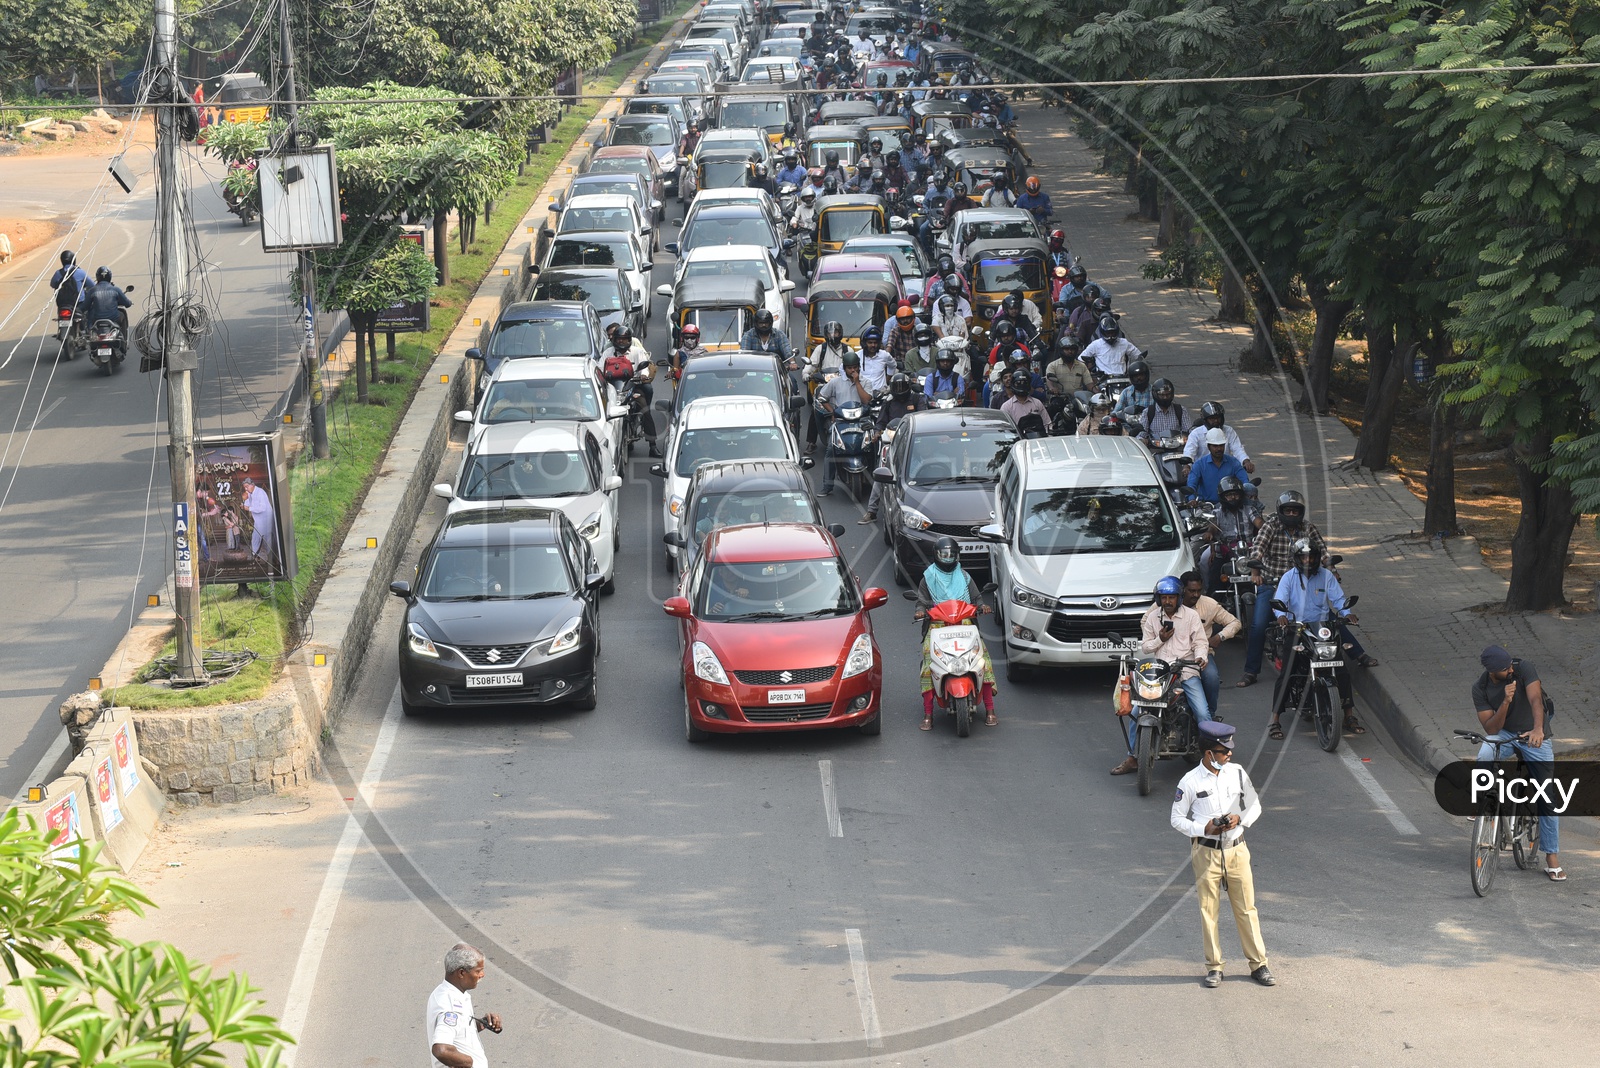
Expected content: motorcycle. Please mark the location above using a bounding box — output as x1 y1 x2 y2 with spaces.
796 227 819 280
1266 585 1358 754
605 364 647 459
53 304 85 362
828 393 883 495
89 318 126 376
904 585 997 737
1109 633 1206 796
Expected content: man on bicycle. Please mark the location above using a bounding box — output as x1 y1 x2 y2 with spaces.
1268 539 1361 741
1472 645 1563 881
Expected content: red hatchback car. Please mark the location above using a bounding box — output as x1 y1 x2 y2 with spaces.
664 523 889 741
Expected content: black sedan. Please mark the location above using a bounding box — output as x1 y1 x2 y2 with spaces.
658 349 803 427
871 408 1017 586
391 507 605 715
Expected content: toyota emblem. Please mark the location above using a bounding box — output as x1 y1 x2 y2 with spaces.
1098 596 1121 611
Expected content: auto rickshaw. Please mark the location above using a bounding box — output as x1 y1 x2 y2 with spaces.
214 73 270 124
692 147 759 193
812 193 889 257
815 99 879 126
803 124 867 170
910 99 973 139
945 145 1022 195
917 42 980 85
792 278 899 355
962 237 1054 342
667 276 766 351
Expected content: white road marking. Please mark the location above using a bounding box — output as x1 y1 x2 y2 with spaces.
239 232 258 247
819 758 843 837
35 396 65 425
844 929 883 1049
9 733 68 807
1338 746 1419 835
278 685 403 1066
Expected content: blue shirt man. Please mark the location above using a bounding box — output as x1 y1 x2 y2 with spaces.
775 160 808 186
1187 444 1249 503
50 262 89 309
924 365 964 399
1015 189 1053 223
1271 564 1349 625
739 325 796 368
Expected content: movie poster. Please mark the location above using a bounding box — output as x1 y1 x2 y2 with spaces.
93 754 124 832
195 435 295 584
44 792 82 859
113 722 141 795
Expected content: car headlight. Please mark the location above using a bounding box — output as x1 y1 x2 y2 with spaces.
406 622 440 658
842 633 875 678
1011 583 1056 611
901 506 933 531
692 641 729 685
578 510 603 540
669 495 684 517
549 616 585 654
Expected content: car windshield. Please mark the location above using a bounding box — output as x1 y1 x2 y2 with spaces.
488 319 592 358
480 377 601 423
720 100 790 128
904 426 1016 484
674 426 788 477
459 450 597 500
699 161 753 189
682 216 773 252
695 557 858 621
848 15 895 34
692 490 816 541
420 544 573 601
612 123 674 147
626 99 681 119
586 157 653 180
820 209 882 242
809 299 880 339
558 207 633 233
968 219 1035 243
678 366 780 410
547 237 636 271
530 277 624 311
1018 485 1182 556
974 258 1045 292
683 309 747 347
849 241 925 278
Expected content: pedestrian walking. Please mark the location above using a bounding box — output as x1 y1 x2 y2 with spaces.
1170 722 1275 989
428 943 503 1068
1472 644 1564 881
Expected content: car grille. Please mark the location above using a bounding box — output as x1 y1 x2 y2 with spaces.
733 666 837 685
1046 613 1146 643
454 643 534 668
928 521 983 538
741 702 835 723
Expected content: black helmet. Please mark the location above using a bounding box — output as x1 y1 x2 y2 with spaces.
1201 400 1225 424
935 345 957 366
1218 475 1245 502
914 324 935 344
823 320 845 343
94 266 112 283
870 168 886 189
1099 415 1124 435
952 181 968 197
991 320 1017 343
886 150 900 164
1009 368 1032 393
936 253 956 275
1152 377 1175 403
889 372 911 398
783 146 798 162
1098 315 1121 340
823 174 840 195
60 250 75 267
870 136 883 149
876 73 888 87
1083 282 1105 302
1127 361 1150 387
934 535 959 572
991 171 1009 188
841 350 862 369
1277 490 1307 526
933 171 949 189
1001 292 1020 313
612 327 632 347
825 148 840 166
1068 264 1086 285
755 308 774 330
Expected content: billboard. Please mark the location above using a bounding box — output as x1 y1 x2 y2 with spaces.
195 433 297 585
258 145 343 250
373 228 431 333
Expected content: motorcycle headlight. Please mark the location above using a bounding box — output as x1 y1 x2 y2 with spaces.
901 506 933 531
1313 625 1334 641
549 616 585 654
842 633 875 678
669 495 684 517
1011 582 1055 611
1313 642 1340 660
406 622 440 659
578 510 603 540
692 641 729 685
1135 677 1166 701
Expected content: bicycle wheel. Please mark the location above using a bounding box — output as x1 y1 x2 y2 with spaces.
1312 681 1339 753
1470 813 1499 896
1512 812 1540 871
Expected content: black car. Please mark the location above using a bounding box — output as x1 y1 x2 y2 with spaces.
665 459 840 578
391 508 605 715
871 408 1017 585
466 300 607 384
660 349 804 426
527 266 649 341
599 113 682 193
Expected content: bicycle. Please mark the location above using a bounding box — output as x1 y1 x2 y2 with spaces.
1452 729 1541 897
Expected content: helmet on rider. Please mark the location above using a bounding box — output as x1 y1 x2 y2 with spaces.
1008 368 1032 393
1277 489 1307 528
991 320 1017 344
934 344 958 368
1154 574 1182 611
825 149 840 167
1068 263 1087 286
60 250 76 267
1200 400 1225 426
681 323 701 343
1047 229 1068 253
1082 282 1105 303
1099 415 1124 435
990 172 1009 189
869 169 887 191
95 266 113 283
611 327 633 350
1218 475 1245 508
1151 378 1175 406
870 136 884 151
1025 176 1042 194
1005 346 1028 365
1292 537 1320 576
934 535 960 573
1098 315 1121 341
1127 361 1150 390
823 174 840 195
800 185 817 202
937 293 956 317
823 320 846 344
860 326 882 350
755 308 775 332
1000 292 1020 314
952 181 968 197
895 305 916 327
806 165 825 183
936 253 956 275
889 372 912 399
783 147 799 164
933 171 949 190
1089 392 1114 412
841 350 862 370
914 324 935 345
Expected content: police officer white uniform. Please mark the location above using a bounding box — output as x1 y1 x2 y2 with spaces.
427 979 487 1068
1170 721 1274 988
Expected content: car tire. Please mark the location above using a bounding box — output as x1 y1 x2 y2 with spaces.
893 548 911 588
663 548 675 575
572 673 599 711
1005 659 1031 684
601 572 616 595
857 708 882 736
684 692 709 743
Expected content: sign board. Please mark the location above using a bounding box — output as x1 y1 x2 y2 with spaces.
374 229 431 333
92 754 125 833
113 721 141 795
195 433 297 585
44 791 83 859
258 145 343 250
638 0 661 21
174 502 194 588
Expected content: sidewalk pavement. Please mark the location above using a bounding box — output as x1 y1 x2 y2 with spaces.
1021 112 1599 771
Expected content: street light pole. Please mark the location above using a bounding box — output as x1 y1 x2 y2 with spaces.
278 0 329 458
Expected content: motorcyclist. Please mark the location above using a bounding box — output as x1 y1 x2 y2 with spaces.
860 136 886 174
677 119 703 161
1141 377 1193 444
1268 539 1363 740
807 320 859 455
1045 337 1095 408
791 185 820 233
859 326 896 393
81 267 133 356
995 288 1042 338
1001 367 1049 430
1055 260 1087 304
1200 474 1265 591
610 327 661 456
914 536 997 729
1082 315 1141 378
50 250 90 316
669 321 710 378
1110 575 1212 776
943 181 979 224
859 372 927 524
881 150 910 192
923 342 966 402
1181 570 1242 727
802 166 829 198
775 148 808 187
930 293 969 341
885 304 920 366
918 171 954 250
904 323 939 377
985 345 1038 407
1069 289 1110 347
740 308 798 373
814 350 872 495
1183 400 1255 475
1112 360 1154 417
1076 393 1118 436
980 171 1017 208
820 148 849 188
1016 176 1053 225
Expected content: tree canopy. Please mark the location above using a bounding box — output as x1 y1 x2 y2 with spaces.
0 0 145 87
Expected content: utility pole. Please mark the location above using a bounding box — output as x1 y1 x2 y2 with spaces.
278 0 329 458
153 0 204 680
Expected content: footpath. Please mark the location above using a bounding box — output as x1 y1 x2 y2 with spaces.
1021 111 1599 772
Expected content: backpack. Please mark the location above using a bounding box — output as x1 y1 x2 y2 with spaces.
602 355 634 383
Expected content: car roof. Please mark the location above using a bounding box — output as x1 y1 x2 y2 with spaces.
471 421 592 454
437 507 562 545
690 189 772 207
500 300 589 321
902 407 1015 434
958 207 1035 223
1012 435 1164 485
842 234 919 252
703 127 767 141
947 146 1012 164
592 145 657 162
688 203 770 219
818 252 896 271
682 241 769 262
688 459 810 494
682 349 784 371
678 395 787 429
806 123 866 139
964 237 1049 260
674 276 767 304
613 112 674 125
804 278 899 302
815 193 883 210
490 355 598 381
563 193 637 210
705 521 836 563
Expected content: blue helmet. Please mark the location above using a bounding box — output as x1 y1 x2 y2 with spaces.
1154 575 1182 597
860 326 882 343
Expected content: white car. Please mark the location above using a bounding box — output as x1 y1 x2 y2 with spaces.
685 186 787 238
457 356 629 475
658 244 795 333
941 206 1042 264
650 396 802 570
434 423 624 593
549 193 656 254
975 435 1195 678
739 57 803 84
539 230 652 321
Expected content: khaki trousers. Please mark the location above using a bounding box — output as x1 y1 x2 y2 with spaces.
1190 840 1269 972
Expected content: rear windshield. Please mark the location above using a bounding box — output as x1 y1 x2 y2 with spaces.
806 143 860 167
421 544 573 600
682 215 772 253
974 258 1045 292
904 426 1016 484
967 219 1037 243
849 241 926 277
547 237 636 271
683 309 747 347
480 377 601 423
819 209 882 243
586 157 653 179
612 123 674 147
720 100 790 129
678 366 781 410
695 558 857 621
645 77 703 95
675 426 789 477
557 207 633 233
530 276 623 311
809 299 881 339
699 161 753 189
1018 486 1181 556
488 319 592 359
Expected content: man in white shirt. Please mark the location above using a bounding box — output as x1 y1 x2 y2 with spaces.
240 477 276 568
428 943 502 1068
1170 723 1273 989
1080 329 1140 378
1182 400 1254 473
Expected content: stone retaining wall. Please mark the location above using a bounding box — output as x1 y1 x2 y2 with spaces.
132 693 315 806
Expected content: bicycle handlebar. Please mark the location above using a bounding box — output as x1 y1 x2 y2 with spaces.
1453 729 1530 746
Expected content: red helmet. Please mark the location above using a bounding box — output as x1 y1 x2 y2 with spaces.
681 323 700 339
1048 228 1066 250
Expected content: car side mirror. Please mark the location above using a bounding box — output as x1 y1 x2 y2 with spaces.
655 399 673 412
605 474 624 492
607 403 629 419
651 199 663 211
872 466 894 484
656 283 673 296
663 531 687 548
432 483 455 500
389 580 412 599
800 456 815 469
649 463 668 477
981 582 999 595
788 394 805 410
465 347 483 361
664 241 680 255
454 410 473 424
791 295 808 309
975 522 1006 543
828 523 846 536
780 279 796 293
901 589 918 601
586 573 606 591
663 595 693 618
863 587 889 610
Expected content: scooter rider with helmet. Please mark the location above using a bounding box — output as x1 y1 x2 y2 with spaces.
1083 317 1141 380
775 147 808 188
1111 575 1212 776
924 341 966 402
1267 540 1363 740
1113 361 1154 417
859 372 927 525
610 327 661 456
914 536 996 730
82 267 133 357
1183 401 1255 475
50 250 90 318
1200 475 1264 591
1016 176 1053 226
806 320 859 455
669 321 711 378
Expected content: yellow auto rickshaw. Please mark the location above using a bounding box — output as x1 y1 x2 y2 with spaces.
793 278 899 354
963 237 1054 342
668 276 764 351
214 73 271 124
813 193 888 257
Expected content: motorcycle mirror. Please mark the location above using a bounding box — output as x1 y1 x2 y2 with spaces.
981 582 998 595
901 590 919 601
124 284 135 292
1329 554 1345 567
1270 599 1288 613
1344 595 1359 610
1106 631 1122 645
648 463 668 478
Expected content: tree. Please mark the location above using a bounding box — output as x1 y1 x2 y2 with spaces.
0 0 145 88
0 807 289 1066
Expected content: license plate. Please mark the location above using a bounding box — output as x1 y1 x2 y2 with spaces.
1310 661 1343 669
958 541 983 553
96 347 112 355
767 688 806 704
465 672 523 688
1080 639 1134 652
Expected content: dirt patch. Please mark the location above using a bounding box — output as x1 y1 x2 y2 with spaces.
8 114 156 159
0 216 71 261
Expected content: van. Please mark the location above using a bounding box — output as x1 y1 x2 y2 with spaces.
976 436 1194 678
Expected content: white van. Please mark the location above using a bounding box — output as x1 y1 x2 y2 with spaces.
977 436 1194 679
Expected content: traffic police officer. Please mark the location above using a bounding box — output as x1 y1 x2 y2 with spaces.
1170 722 1275 989
428 943 503 1067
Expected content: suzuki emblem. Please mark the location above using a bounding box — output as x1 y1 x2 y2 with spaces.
778 670 794 683
1098 596 1121 611
485 648 502 662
